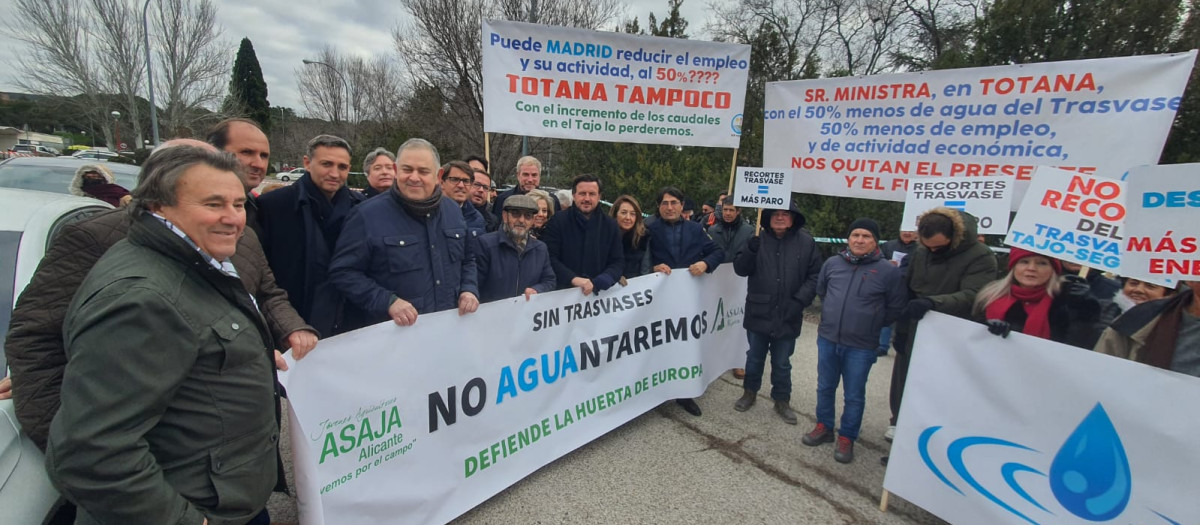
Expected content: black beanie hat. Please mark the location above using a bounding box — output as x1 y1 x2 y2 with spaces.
848 218 880 241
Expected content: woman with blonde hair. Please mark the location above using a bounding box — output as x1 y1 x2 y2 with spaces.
973 247 1100 348
610 194 652 280
526 188 555 238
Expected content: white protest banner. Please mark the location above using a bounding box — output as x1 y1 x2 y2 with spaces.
732 167 795 209
481 20 750 148
883 313 1200 525
901 178 1013 234
284 267 747 524
1121 163 1200 287
1004 167 1125 272
763 52 1196 205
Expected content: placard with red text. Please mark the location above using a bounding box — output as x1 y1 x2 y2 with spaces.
1121 164 1200 287
764 52 1196 207
482 20 750 148
1005 167 1126 273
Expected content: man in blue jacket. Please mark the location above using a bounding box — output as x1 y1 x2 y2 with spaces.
803 218 905 464
647 187 724 417
328 138 480 327
476 195 556 303
541 174 624 296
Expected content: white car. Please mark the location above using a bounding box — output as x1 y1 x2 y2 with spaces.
0 188 113 525
277 168 305 181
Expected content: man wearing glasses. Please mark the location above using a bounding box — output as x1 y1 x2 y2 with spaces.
468 167 499 232
475 195 556 302
440 160 487 236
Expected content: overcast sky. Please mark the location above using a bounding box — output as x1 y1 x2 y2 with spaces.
0 0 714 116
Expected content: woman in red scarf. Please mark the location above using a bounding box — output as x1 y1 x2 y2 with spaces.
972 248 1100 348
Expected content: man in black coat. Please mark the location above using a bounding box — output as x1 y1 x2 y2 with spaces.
733 203 823 424
256 135 364 335
541 174 623 295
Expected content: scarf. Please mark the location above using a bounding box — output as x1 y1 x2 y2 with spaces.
394 185 443 220
839 247 879 265
301 175 353 247
986 285 1053 339
83 182 130 207
503 223 529 254
1139 289 1195 370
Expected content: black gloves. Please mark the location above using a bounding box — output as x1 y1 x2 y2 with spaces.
901 298 934 321
747 235 761 252
986 319 1012 338
1062 274 1090 298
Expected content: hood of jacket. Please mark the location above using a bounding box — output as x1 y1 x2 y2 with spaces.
762 201 807 234
916 206 980 256
70 163 117 197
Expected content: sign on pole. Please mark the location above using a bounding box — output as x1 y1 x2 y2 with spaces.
763 52 1196 205
284 268 747 524
481 20 750 148
901 178 1013 234
1121 163 1200 287
884 313 1200 525
1004 167 1125 272
732 167 795 209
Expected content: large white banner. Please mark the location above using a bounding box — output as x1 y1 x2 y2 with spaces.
481 20 750 148
284 267 747 524
1121 163 1200 288
763 52 1196 205
883 313 1200 524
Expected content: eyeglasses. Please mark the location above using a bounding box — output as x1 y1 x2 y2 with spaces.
445 176 472 186
506 210 536 219
659 200 682 207
471 182 490 190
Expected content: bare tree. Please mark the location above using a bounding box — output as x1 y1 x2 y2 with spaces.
707 0 835 77
153 0 228 137
392 0 622 183
893 0 985 70
4 0 117 146
826 0 906 75
297 46 351 126
92 0 146 147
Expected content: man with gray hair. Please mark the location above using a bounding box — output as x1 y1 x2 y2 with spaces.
492 155 560 216
48 146 280 524
362 146 396 198
329 138 480 328
257 134 364 334
4 138 314 461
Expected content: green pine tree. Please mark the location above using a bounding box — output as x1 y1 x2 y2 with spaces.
223 38 271 131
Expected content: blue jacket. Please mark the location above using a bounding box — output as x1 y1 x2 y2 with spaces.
816 249 906 350
647 217 723 272
327 188 479 324
542 206 624 291
255 174 363 334
476 231 556 303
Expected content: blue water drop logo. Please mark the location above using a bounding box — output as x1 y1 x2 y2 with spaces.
1049 403 1131 521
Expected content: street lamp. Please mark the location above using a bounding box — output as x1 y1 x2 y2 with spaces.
111 110 122 151
301 59 351 125
142 0 160 146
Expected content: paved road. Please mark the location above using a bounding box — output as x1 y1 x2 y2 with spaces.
271 321 947 524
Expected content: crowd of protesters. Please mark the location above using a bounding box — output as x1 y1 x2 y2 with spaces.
1 118 1197 523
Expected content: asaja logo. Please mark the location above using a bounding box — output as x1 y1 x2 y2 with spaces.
916 403 1180 524
710 297 744 333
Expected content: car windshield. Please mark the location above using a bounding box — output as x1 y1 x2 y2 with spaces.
0 159 139 195
0 231 18 372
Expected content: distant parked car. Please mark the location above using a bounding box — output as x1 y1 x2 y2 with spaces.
8 144 56 158
65 149 120 161
277 168 305 181
0 156 139 195
0 188 113 525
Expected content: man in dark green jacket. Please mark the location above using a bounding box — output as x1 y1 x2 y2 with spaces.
884 207 996 451
48 147 279 525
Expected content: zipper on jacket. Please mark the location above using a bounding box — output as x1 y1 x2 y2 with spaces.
836 264 861 344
